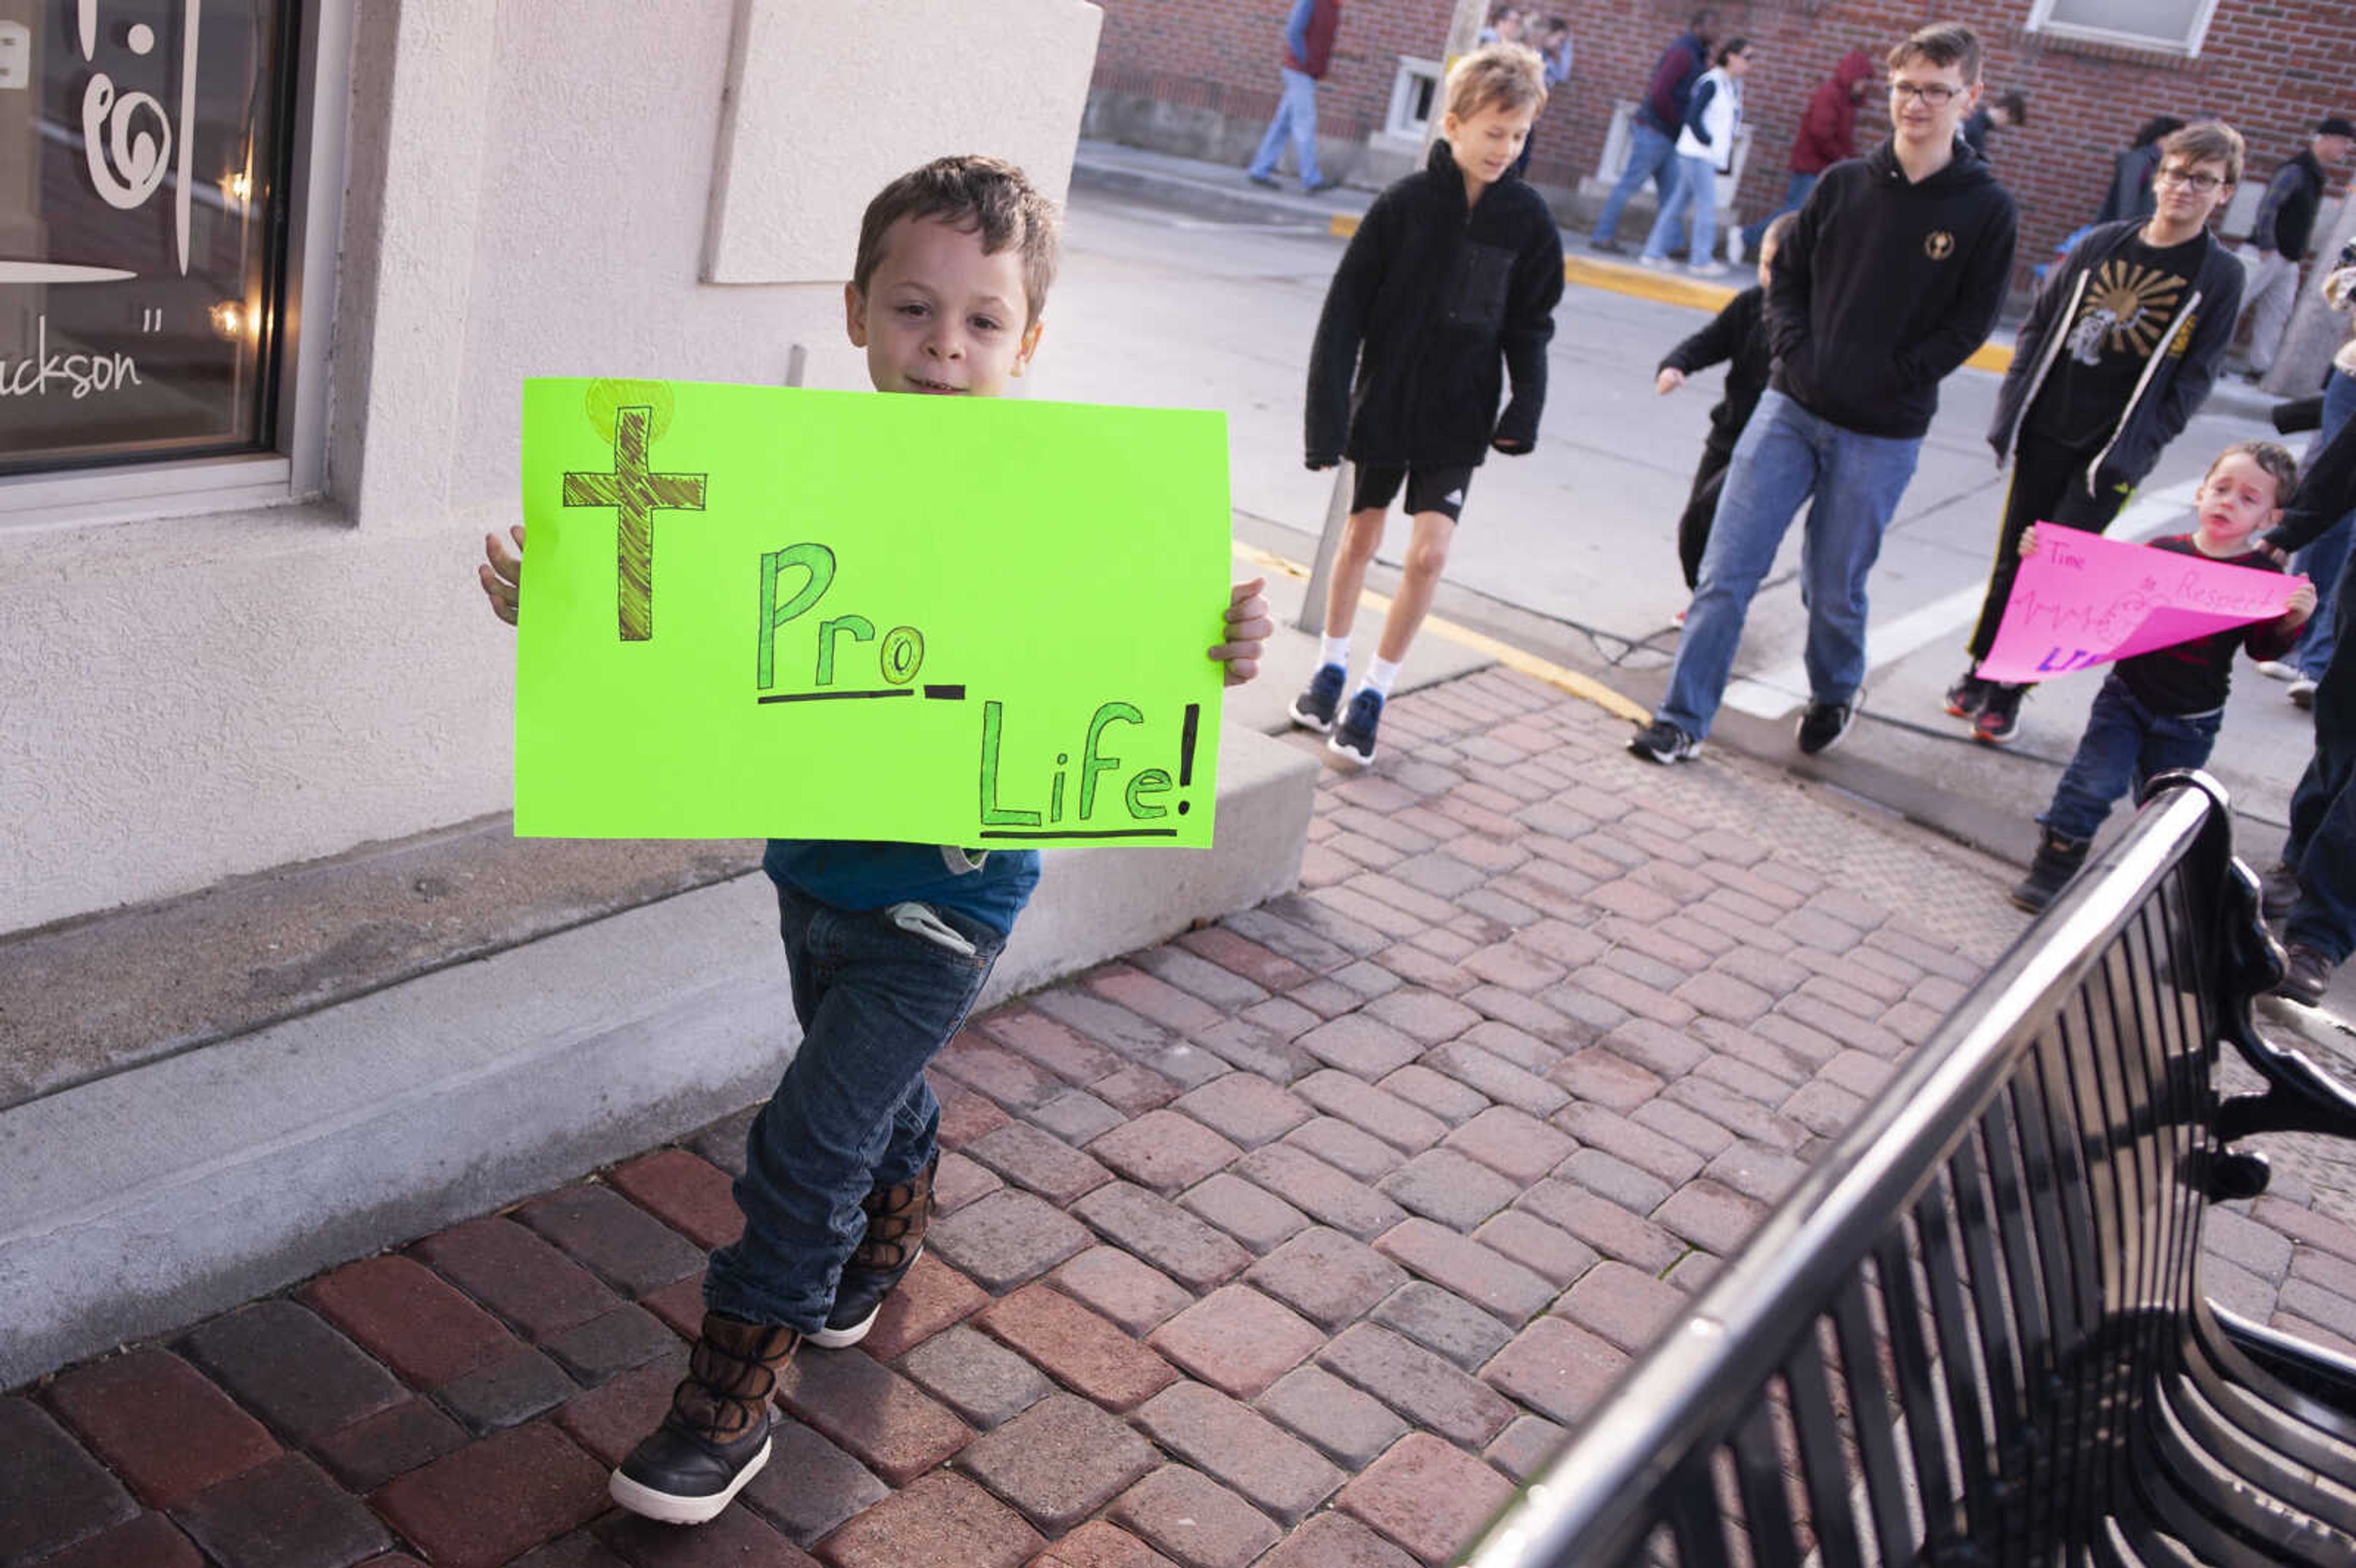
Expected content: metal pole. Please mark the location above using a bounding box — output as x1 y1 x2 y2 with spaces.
1294 0 1490 634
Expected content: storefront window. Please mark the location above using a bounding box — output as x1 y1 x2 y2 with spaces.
0 1 296 474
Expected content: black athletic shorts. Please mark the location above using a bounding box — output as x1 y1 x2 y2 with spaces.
1351 463 1474 522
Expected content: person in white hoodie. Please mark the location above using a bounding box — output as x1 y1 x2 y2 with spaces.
1642 36 1752 276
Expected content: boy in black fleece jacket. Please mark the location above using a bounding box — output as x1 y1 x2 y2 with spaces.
1951 120 2247 745
1655 211 1795 591
1631 21 2016 767
1290 42 1565 768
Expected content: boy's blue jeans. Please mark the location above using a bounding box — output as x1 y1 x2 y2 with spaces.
2285 728 2356 964
2292 369 2356 680
703 885 1004 1332
1592 120 1678 245
2038 672 2220 844
1657 391 1923 740
1249 67 1325 186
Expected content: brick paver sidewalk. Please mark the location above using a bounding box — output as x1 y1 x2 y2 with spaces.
10 669 2355 1568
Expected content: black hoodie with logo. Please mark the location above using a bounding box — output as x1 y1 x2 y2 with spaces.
1767 137 2018 440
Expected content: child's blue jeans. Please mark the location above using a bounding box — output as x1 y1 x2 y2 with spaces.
702 884 1004 1332
2038 672 2220 844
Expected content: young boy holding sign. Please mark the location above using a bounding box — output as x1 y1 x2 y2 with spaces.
2009 440 2313 912
479 156 1271 1527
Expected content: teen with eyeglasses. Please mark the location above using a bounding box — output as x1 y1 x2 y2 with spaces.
1947 121 2250 745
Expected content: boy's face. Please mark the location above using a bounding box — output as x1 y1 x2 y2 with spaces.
1444 101 1540 186
844 215 1042 398
2152 155 2233 230
2195 453 2282 548
1886 55 1978 152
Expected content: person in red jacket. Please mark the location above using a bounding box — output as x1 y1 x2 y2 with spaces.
1249 0 1344 194
1731 49 1876 263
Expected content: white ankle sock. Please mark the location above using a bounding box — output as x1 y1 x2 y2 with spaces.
1361 657 1403 699
1318 634 1351 671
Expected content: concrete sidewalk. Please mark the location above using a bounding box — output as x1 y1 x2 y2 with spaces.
9 661 2354 1568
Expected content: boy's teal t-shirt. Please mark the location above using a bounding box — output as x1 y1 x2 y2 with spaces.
761 839 1040 937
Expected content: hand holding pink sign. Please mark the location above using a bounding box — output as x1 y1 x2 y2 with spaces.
1978 529 2304 685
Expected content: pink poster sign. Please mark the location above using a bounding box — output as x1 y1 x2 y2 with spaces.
1977 529 2301 685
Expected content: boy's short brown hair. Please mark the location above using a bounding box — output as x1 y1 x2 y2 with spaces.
1761 211 1799 256
852 155 1061 326
2160 120 2244 188
1446 42 1548 121
1887 22 1982 85
2212 440 2298 507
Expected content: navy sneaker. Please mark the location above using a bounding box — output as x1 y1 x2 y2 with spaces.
1328 690 1382 767
1289 663 1347 734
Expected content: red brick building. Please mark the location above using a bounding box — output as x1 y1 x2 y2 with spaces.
1087 1 2355 286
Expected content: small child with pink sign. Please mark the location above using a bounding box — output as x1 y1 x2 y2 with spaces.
2010 440 2317 911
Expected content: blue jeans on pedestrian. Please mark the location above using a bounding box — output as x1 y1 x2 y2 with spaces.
1739 171 1819 255
2293 369 2356 680
1592 120 1678 245
2285 727 2356 964
1643 153 1719 264
2038 673 2220 844
1249 67 1325 187
703 885 1004 1331
1657 390 1923 740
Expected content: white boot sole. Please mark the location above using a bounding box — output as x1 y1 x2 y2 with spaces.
808 1240 923 1348
609 1437 772 1524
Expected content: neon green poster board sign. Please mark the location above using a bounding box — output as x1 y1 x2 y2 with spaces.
515 380 1230 848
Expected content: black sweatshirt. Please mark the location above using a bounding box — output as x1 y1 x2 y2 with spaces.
1660 284 1772 445
1306 141 1565 468
2251 150 2327 258
1768 138 2018 439
2116 536 2298 715
2267 415 2356 734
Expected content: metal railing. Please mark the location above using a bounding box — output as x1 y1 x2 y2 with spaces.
1460 773 2356 1568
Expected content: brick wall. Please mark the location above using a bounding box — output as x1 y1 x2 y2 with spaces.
1091 1 2356 283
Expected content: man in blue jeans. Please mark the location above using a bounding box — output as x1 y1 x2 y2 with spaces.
1630 22 2015 765
1589 9 1715 254
1249 0 1344 194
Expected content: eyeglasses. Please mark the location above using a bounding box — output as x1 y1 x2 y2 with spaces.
1888 81 1960 106
2155 166 2227 193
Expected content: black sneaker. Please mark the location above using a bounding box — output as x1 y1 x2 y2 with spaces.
2290 677 2318 710
1944 670 1991 719
810 1157 936 1350
2277 942 2335 1005
2261 861 2301 922
1973 683 2025 745
1628 718 1700 764
610 1313 798 1524
1588 235 1626 255
2008 828 2089 913
1288 663 1347 734
1795 696 1858 756
1328 690 1382 767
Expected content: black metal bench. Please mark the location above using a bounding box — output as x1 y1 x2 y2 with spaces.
1461 774 2356 1568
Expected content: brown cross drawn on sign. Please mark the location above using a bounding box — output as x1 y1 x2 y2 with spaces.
561 404 707 641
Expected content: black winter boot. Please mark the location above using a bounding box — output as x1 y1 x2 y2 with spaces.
811 1155 937 1350
609 1311 799 1524
2009 828 2090 913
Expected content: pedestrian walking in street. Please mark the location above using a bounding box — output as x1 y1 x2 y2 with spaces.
1960 87 2027 161
2235 116 2355 379
1657 211 1796 594
477 156 1272 1528
2008 443 2313 911
1731 49 1876 264
1949 121 2248 745
1629 22 2016 767
1293 44 1563 769
2265 244 2356 710
1247 0 1345 194
1640 36 1753 279
2092 115 2184 225
1589 9 1717 255
2260 412 2356 1003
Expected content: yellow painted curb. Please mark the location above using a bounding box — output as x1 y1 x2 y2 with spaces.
1325 213 2013 372
1231 540 1653 725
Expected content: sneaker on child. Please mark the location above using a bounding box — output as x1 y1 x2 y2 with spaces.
1288 663 1347 734
2277 942 2334 1005
1328 689 1383 767
1973 683 2025 745
2009 827 2089 913
2289 677 2318 710
1944 669 1990 719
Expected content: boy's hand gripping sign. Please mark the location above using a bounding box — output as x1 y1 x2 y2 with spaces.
1977 528 2303 685
515 380 1230 848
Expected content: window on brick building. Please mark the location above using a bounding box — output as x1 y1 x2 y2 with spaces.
2027 0 2219 56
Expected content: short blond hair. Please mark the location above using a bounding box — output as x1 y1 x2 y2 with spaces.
1446 42 1547 121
